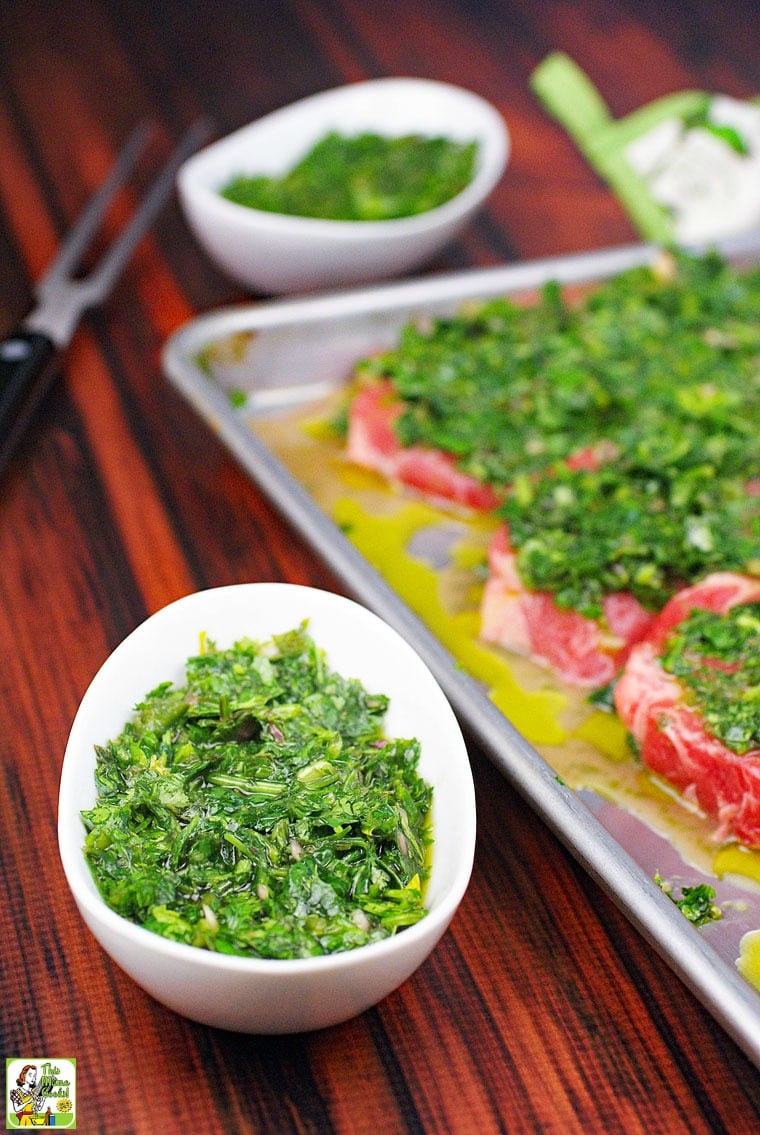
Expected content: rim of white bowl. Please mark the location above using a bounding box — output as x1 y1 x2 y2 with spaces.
58 583 477 974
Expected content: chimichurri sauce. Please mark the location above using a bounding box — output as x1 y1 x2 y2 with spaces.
355 251 760 610
660 602 760 754
359 252 760 485
220 130 478 221
82 625 433 959
501 463 759 617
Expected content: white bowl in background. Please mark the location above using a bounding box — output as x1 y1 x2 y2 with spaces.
58 583 476 1033
176 78 509 293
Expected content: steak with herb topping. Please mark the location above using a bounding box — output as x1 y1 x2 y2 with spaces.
346 380 501 511
614 573 760 846
480 523 655 686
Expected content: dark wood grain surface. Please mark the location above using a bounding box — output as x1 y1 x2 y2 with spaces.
1 2 759 1132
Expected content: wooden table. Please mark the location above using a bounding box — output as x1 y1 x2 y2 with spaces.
1 1 759 1131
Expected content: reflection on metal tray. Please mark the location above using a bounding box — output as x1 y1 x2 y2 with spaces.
163 236 760 1068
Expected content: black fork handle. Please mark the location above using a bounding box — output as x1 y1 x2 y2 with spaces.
0 328 60 476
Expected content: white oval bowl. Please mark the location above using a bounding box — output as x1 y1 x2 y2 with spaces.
176 77 509 293
58 584 476 1033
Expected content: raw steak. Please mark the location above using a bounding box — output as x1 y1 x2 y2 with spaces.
614 573 760 845
346 380 501 511
480 524 654 687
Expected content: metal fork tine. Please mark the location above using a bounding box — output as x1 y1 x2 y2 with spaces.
1 117 214 473
37 120 156 291
23 117 214 346
84 117 213 302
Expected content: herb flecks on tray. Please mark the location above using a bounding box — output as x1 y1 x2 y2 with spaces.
220 131 478 221
655 873 723 927
82 625 433 959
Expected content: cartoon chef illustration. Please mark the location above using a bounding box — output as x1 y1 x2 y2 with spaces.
9 1064 48 1126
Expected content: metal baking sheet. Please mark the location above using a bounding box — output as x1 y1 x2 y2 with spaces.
163 236 760 1066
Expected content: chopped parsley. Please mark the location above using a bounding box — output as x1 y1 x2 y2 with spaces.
220 131 478 221
82 624 433 959
660 602 760 754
